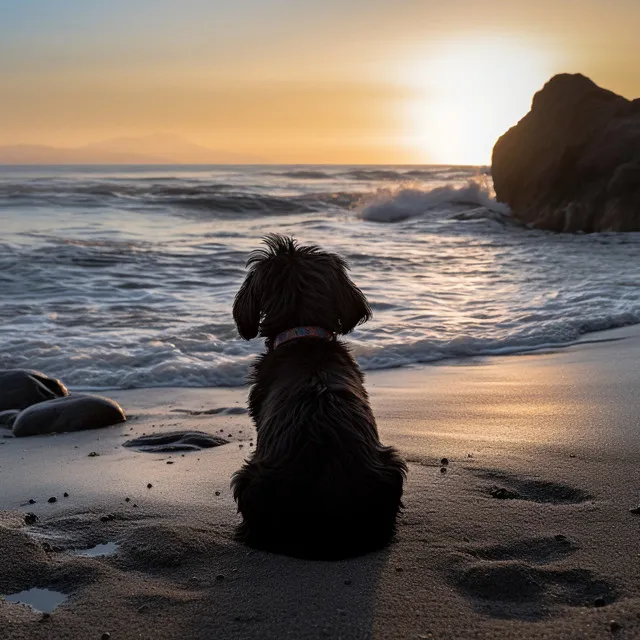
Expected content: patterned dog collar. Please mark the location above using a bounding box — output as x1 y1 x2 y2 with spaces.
273 326 333 349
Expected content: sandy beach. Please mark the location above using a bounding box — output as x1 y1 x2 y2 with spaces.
2 325 640 639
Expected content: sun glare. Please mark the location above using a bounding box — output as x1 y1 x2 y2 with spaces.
402 36 557 165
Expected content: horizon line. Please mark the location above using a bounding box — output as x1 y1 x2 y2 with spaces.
0 162 487 168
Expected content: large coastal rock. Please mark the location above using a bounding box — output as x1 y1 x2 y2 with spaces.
12 394 126 437
0 369 68 412
492 74 640 232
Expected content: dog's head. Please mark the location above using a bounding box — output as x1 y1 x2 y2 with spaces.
233 234 371 340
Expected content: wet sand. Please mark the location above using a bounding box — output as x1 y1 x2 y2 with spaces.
1 326 640 639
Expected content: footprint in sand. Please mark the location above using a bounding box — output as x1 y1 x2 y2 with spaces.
472 470 593 504
451 535 618 620
170 407 248 416
123 431 229 453
465 534 579 565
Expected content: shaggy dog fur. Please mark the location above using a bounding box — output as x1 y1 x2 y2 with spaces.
231 234 407 560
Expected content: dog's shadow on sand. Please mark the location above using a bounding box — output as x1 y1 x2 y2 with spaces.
182 543 393 638
0 508 392 640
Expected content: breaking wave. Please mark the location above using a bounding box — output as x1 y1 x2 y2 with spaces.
357 181 510 222
2 163 640 390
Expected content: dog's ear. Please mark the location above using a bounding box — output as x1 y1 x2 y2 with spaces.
332 259 372 334
233 270 261 340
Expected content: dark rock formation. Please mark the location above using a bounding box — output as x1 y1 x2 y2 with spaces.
0 370 68 412
492 73 640 232
12 395 126 437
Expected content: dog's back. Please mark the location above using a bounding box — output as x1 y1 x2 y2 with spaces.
232 339 406 560
231 234 406 559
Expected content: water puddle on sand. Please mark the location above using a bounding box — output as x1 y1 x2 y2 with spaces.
3 588 68 613
71 541 118 557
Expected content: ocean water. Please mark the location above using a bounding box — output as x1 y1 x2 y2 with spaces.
1 164 639 390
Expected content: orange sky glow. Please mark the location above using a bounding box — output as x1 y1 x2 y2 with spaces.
1 0 639 164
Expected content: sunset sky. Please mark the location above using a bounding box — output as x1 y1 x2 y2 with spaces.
2 0 639 164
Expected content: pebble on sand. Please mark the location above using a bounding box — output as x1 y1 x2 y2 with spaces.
48 497 57 503
28 498 36 504
440 457 449 466
215 491 221 496
63 492 69 497
628 506 640 514
24 513 38 525
594 597 606 607
147 483 153 488
88 452 100 457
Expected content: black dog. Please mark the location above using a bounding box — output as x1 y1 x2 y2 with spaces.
231 234 406 560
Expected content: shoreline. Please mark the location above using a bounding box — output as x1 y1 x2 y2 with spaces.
1 324 640 638
62 322 640 396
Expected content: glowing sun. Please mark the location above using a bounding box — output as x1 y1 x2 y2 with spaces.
402 36 558 165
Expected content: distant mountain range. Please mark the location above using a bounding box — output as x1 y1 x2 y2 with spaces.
0 133 267 165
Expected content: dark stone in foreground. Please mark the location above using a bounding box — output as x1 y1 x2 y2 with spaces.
0 369 68 412
12 395 126 437
0 410 19 429
123 431 229 453
492 73 640 232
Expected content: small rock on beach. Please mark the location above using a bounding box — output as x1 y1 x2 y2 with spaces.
0 369 68 412
12 394 126 437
